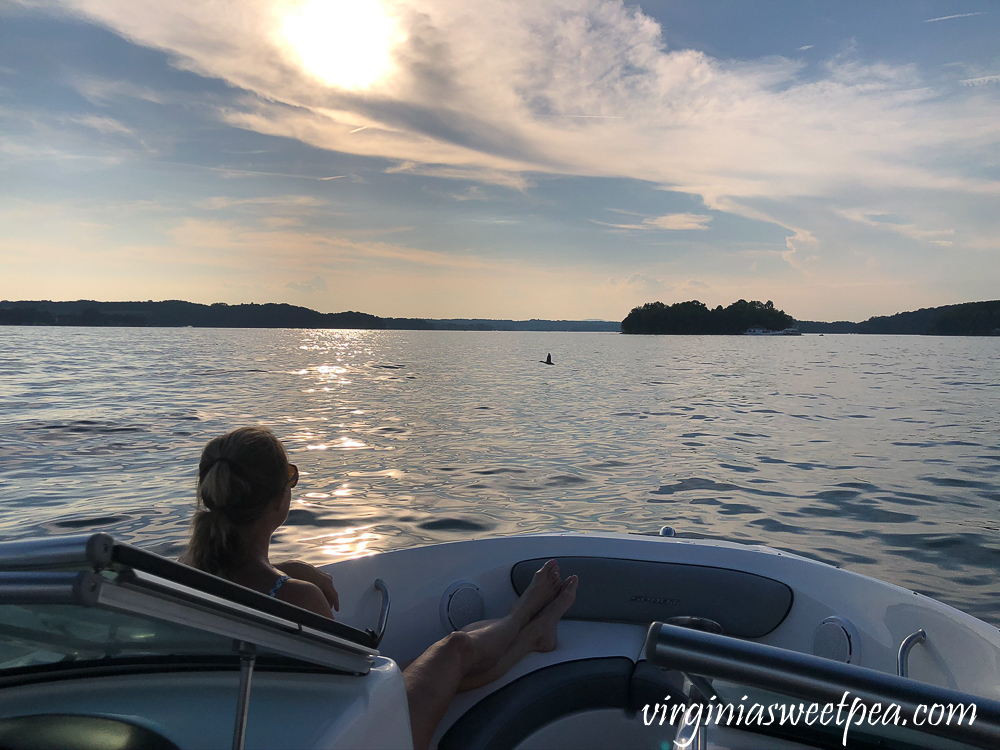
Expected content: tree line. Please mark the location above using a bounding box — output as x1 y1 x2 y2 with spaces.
0 300 619 332
621 300 795 335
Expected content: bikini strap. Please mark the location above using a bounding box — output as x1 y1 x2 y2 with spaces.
268 575 291 598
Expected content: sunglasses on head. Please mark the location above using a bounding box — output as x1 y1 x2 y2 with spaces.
287 463 299 488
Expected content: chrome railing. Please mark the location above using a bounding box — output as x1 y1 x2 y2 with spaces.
644 621 1000 750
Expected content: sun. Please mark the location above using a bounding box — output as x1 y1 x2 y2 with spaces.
281 0 398 90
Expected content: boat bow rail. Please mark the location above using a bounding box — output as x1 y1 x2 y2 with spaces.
644 621 1000 750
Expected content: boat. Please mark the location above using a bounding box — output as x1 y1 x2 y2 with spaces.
1 531 999 749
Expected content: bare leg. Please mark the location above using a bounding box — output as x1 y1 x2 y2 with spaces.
459 575 578 692
402 561 562 749
403 631 473 750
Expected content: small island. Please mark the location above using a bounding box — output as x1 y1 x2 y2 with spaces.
621 299 795 335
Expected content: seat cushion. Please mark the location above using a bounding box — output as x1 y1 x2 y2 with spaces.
439 657 685 750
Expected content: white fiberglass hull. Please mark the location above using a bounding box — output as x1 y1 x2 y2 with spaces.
2 531 998 750
326 531 1000 745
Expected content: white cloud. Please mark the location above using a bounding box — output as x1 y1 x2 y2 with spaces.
592 212 711 231
43 2 996 185
71 114 134 136
645 213 712 230
924 12 985 23
26 0 1000 279
838 209 955 243
961 75 1000 86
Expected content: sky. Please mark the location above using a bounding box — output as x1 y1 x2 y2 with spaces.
1 1 998 322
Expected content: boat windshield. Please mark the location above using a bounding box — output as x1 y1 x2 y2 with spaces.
0 534 378 683
0 598 234 674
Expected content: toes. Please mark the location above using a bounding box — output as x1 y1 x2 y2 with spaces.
529 560 561 595
539 559 559 582
556 576 578 608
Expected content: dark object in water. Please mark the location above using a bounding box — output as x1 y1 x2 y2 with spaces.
541 353 554 365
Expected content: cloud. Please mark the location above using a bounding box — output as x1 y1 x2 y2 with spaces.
609 274 712 303
198 164 346 181
449 186 489 201
645 213 712 230
617 272 662 289
23 0 1000 272
190 195 327 230
71 114 135 136
797 45 814 51
923 12 985 23
383 162 532 190
197 195 326 210
592 212 712 231
163 216 495 271
961 75 1000 86
51 1 998 189
286 274 327 293
71 75 167 105
838 209 955 243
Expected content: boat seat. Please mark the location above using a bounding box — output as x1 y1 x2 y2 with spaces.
438 657 684 750
512 556 793 637
0 714 179 750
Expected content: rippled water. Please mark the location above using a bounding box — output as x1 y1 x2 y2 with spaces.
1 327 998 624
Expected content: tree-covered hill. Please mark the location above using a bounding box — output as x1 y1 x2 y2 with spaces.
621 299 794 335
0 300 620 331
0 300 383 329
857 300 1000 335
796 300 1000 335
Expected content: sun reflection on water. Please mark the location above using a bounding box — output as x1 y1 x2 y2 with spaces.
3 328 999 627
299 526 381 560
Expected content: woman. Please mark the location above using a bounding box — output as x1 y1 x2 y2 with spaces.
181 426 578 750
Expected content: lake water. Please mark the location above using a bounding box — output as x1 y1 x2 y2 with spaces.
1 327 998 625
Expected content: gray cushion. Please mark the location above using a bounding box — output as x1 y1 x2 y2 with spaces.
439 657 683 750
512 556 792 638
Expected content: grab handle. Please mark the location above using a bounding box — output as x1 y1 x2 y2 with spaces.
897 629 926 678
366 578 390 647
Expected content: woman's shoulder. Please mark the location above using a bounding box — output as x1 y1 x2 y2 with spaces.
273 577 335 619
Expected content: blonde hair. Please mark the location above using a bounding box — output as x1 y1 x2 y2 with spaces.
182 426 290 576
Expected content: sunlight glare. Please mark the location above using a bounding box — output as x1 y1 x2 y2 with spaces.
281 0 398 90
301 526 380 560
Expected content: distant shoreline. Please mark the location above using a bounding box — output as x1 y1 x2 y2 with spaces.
621 298 1000 336
0 300 620 333
2 298 998 335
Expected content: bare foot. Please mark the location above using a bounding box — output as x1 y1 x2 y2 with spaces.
510 559 562 625
526 575 578 653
